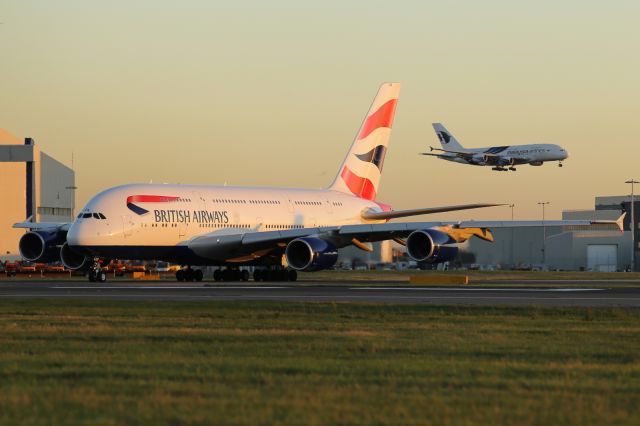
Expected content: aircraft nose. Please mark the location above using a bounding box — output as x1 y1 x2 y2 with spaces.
66 221 83 247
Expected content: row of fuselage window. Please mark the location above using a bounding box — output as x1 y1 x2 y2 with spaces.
182 198 344 207
143 223 306 230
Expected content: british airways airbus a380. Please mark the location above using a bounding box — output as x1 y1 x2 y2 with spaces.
14 83 621 282
421 123 569 171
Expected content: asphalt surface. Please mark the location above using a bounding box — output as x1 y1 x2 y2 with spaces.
1 280 640 306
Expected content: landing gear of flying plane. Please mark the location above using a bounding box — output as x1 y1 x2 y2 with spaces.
253 268 297 282
508 167 517 171
213 268 250 282
176 267 203 282
88 258 107 283
491 167 508 172
559 161 563 167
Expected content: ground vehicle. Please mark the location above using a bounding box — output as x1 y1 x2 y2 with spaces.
19 261 37 273
4 261 18 277
45 262 66 272
102 260 126 276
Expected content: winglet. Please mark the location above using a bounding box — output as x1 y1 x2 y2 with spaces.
616 212 626 233
588 212 626 233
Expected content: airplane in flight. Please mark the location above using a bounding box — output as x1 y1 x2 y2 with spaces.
421 123 569 171
14 83 621 282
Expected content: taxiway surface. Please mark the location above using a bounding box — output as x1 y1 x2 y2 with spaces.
1 281 639 306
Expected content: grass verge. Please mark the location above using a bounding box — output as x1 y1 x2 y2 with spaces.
0 300 639 425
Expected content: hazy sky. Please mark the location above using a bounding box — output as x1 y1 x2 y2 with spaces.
2 1 639 220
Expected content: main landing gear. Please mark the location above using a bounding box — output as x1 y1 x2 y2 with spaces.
88 258 106 283
211 267 298 282
176 267 203 282
253 268 297 282
213 268 250 282
491 166 516 172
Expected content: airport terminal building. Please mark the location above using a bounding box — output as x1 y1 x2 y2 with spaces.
0 129 75 259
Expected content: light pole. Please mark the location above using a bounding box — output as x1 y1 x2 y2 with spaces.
538 202 550 266
625 180 639 271
508 204 515 267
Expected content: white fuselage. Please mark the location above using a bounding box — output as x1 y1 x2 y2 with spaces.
67 183 384 253
445 143 568 165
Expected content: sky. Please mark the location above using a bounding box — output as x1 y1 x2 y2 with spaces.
1 0 639 221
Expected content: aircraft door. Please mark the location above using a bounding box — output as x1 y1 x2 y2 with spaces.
122 215 134 237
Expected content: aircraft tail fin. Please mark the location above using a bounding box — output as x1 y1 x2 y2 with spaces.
328 83 401 200
432 123 465 151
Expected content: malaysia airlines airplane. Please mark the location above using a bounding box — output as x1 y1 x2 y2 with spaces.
421 123 569 171
15 83 621 282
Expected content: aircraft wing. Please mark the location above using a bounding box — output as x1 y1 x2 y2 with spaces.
421 146 475 159
188 214 625 261
13 221 72 231
481 153 528 165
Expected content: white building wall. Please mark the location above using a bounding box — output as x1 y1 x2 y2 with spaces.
39 152 75 222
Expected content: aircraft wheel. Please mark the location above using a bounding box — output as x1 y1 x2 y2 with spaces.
88 272 96 282
287 270 297 282
194 269 203 282
253 270 263 282
176 270 185 282
214 269 222 282
98 271 107 283
241 270 250 282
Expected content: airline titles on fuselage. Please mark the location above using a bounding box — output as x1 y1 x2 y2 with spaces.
153 209 229 224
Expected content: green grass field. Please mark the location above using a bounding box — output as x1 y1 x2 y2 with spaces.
1 300 639 425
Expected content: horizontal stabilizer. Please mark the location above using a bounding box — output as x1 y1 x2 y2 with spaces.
361 203 505 221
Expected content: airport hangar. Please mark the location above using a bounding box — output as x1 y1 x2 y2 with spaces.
0 129 75 259
467 196 637 272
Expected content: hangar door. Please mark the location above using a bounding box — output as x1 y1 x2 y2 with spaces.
587 245 617 272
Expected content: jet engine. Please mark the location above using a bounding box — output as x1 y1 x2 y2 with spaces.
406 229 458 263
18 230 66 262
60 242 89 270
285 237 338 272
496 157 516 167
469 154 487 165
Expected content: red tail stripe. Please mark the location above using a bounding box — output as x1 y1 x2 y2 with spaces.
126 195 180 204
340 166 376 200
357 99 398 140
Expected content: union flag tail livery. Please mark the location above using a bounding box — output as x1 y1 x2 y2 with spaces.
329 82 400 200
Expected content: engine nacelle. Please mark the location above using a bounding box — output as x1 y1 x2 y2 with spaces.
406 229 458 263
285 237 338 272
60 242 89 270
497 157 516 166
19 230 66 262
470 154 487 165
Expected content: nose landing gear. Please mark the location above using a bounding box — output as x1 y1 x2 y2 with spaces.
559 161 563 167
88 258 106 283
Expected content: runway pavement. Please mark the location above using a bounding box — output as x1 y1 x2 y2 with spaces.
1 280 640 306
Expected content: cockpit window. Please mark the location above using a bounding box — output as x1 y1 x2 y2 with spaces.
98 213 107 219
93 213 100 219
77 214 83 219
82 213 92 218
